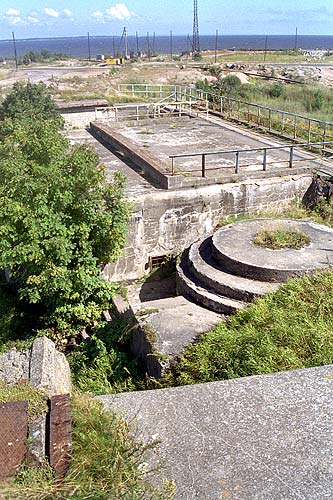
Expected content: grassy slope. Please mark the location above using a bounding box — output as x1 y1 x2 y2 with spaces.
165 269 333 387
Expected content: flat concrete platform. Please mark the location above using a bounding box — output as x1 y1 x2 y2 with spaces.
112 114 317 177
97 365 333 500
213 218 333 282
66 129 157 196
132 295 222 366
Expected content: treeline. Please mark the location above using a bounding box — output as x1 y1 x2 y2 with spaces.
20 49 69 65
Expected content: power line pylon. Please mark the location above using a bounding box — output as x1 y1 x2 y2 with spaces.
192 0 200 56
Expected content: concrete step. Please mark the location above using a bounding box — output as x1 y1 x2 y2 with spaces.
176 255 246 315
211 218 333 282
189 237 280 302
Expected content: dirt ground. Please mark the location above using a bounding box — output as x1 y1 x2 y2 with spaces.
1 52 333 101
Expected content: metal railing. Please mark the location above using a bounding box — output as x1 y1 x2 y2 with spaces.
95 100 206 122
169 141 333 177
117 83 175 100
174 84 333 146
117 83 333 146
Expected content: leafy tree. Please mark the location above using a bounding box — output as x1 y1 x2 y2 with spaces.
0 81 62 125
0 83 129 344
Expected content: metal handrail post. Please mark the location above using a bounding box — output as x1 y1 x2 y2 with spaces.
289 146 294 168
202 154 206 177
263 149 267 171
235 151 239 173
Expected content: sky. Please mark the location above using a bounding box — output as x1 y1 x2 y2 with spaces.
0 0 333 39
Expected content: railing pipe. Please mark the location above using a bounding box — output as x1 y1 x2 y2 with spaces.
235 151 239 174
289 146 294 168
263 149 267 171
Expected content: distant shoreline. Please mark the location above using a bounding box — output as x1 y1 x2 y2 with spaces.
1 35 333 59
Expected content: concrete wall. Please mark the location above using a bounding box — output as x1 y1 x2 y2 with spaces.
104 173 313 281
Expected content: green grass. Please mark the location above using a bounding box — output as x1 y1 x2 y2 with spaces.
253 228 310 250
0 394 175 500
0 381 48 422
68 319 145 395
164 269 333 387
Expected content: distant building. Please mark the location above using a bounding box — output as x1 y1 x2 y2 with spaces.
96 54 105 61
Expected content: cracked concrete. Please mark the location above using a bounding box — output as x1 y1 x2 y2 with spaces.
97 365 333 500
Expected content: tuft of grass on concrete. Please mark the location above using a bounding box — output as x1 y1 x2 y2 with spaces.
0 381 48 422
253 227 310 250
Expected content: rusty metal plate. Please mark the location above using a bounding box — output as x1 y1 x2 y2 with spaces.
49 394 72 480
0 401 28 480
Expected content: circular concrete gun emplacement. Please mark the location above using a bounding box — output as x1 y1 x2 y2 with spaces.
177 218 333 314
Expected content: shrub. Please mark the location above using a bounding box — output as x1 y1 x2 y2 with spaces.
268 82 285 98
218 75 242 96
253 228 310 249
305 88 324 111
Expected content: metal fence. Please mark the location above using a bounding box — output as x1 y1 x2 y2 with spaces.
117 83 333 147
174 84 333 146
169 141 333 177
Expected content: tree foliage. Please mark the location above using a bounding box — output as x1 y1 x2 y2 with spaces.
0 81 62 125
0 83 129 344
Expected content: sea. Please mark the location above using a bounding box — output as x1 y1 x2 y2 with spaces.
1 35 333 59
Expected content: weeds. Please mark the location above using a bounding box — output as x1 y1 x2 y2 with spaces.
253 227 310 249
165 269 333 386
1 394 176 500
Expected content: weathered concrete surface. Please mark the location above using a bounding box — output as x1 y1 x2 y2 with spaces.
104 174 313 281
91 118 315 189
212 218 333 281
97 365 333 500
67 128 157 197
132 296 223 375
0 337 71 397
66 112 314 281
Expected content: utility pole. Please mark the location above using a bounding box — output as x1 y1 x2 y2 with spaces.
12 31 18 70
264 35 268 62
136 31 139 55
294 27 298 51
170 30 173 61
152 32 156 56
147 32 151 61
124 27 128 59
192 0 200 57
187 34 192 57
87 32 91 61
214 29 218 63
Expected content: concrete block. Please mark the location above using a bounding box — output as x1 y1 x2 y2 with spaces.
30 337 71 397
0 349 30 385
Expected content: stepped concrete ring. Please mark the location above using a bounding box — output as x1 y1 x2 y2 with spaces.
212 218 333 282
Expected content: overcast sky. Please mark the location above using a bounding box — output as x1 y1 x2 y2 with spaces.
0 0 332 39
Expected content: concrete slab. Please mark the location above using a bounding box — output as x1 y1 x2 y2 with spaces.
97 365 333 500
132 295 223 362
66 128 157 197
112 115 318 177
212 218 333 281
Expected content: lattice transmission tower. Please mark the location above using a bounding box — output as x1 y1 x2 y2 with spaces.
192 0 200 55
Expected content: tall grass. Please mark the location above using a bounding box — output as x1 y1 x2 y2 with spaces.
164 269 333 386
1 394 176 500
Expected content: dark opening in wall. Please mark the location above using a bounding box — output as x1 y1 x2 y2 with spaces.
147 255 169 272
